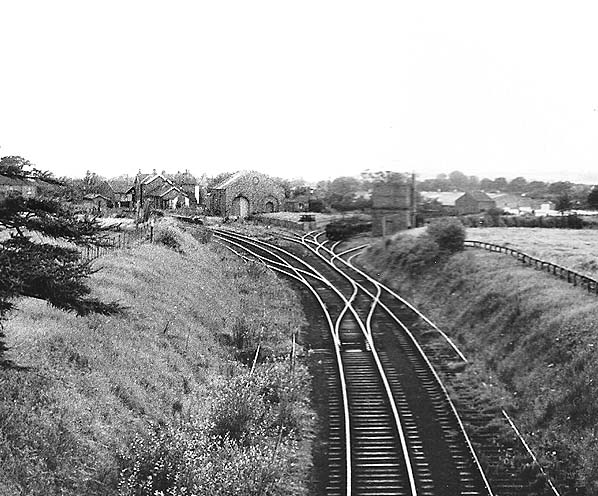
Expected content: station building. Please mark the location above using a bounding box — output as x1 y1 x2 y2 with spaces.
208 171 284 218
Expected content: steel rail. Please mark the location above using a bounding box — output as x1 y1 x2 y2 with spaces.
214 228 418 496
296 230 493 496
213 231 353 496
213 231 339 346
329 238 563 496
213 236 323 286
311 232 469 363
290 233 420 495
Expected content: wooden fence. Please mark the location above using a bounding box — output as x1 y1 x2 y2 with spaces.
465 240 598 294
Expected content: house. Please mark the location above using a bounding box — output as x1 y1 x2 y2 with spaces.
0 174 37 199
132 171 190 211
208 171 285 218
454 191 496 215
108 180 134 209
487 193 536 214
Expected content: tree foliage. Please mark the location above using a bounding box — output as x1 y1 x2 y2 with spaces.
555 194 573 214
587 187 598 209
426 218 466 254
0 157 122 367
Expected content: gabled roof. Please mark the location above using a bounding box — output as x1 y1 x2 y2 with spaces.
83 193 111 201
463 190 493 202
419 191 464 206
212 171 244 189
142 173 173 186
108 180 134 193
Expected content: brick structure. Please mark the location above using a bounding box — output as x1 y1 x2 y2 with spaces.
209 171 284 218
371 181 415 236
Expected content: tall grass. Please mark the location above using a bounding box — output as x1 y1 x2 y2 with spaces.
0 221 312 495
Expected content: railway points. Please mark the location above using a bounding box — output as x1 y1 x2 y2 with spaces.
211 226 559 496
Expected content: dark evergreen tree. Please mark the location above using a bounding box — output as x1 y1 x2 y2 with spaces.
0 156 122 367
555 194 573 214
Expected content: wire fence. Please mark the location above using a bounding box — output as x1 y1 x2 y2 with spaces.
465 240 598 295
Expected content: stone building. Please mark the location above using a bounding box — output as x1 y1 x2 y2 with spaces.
209 171 284 217
371 181 415 236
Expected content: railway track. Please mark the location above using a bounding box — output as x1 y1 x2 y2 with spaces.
210 227 559 496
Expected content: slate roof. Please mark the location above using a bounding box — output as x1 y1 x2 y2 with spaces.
419 191 465 206
83 193 111 201
108 180 134 193
464 190 493 202
212 171 244 189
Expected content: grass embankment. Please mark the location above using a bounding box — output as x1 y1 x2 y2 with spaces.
359 230 598 494
0 221 313 496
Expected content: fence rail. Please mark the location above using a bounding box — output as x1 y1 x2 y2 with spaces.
81 222 152 262
465 240 598 295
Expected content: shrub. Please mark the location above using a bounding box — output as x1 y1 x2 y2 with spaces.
426 218 466 253
211 375 268 442
118 424 286 496
193 226 213 244
154 226 183 251
387 235 441 276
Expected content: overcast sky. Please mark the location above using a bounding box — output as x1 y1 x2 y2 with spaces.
1 1 597 183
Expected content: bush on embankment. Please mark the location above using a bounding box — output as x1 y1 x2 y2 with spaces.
368 219 465 276
0 221 313 496
359 228 598 494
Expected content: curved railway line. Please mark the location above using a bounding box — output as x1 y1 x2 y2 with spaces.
210 226 560 496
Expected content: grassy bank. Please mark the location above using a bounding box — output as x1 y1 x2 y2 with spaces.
359 231 598 494
0 221 313 495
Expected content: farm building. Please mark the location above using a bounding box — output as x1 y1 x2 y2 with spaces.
209 171 284 218
0 174 37 199
454 191 496 214
132 172 190 211
420 191 495 215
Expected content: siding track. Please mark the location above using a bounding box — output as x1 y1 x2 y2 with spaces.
210 227 559 496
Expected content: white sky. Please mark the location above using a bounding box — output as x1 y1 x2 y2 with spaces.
1 1 597 183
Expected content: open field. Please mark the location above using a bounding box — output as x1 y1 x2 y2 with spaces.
462 227 598 278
